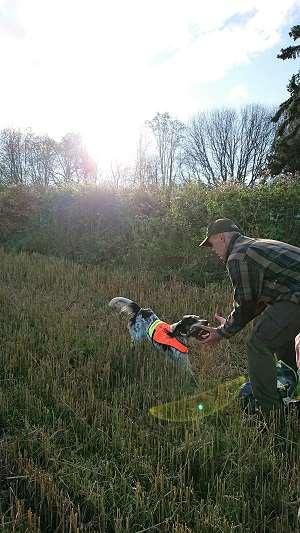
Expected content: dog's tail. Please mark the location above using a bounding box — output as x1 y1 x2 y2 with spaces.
109 297 141 317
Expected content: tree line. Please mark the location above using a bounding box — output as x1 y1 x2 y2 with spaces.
144 105 276 187
0 25 299 189
0 131 98 187
0 104 278 189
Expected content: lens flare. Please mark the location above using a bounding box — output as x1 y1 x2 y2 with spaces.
149 375 246 422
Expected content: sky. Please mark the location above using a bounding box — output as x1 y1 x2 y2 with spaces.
0 0 299 172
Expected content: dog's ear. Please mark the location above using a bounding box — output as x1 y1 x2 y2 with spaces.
109 297 141 317
169 320 182 336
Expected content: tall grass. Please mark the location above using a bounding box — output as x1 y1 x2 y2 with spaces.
0 248 298 532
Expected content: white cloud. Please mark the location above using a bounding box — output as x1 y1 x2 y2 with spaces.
0 0 298 168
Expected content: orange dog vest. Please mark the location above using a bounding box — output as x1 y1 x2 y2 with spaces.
148 320 188 354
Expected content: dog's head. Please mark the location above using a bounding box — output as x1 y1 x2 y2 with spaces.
170 315 209 340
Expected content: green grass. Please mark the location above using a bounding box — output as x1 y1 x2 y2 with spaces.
0 248 299 532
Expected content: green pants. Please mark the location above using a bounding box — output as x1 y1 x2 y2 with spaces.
247 301 300 412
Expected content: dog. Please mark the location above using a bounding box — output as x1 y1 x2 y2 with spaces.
108 296 208 378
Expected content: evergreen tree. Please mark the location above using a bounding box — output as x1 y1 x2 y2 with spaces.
268 25 300 176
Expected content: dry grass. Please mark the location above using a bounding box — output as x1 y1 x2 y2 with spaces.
0 248 298 532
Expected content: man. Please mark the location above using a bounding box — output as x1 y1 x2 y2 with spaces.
198 218 300 416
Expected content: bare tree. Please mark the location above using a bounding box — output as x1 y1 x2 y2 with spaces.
26 134 57 186
132 133 159 187
181 104 276 186
51 133 98 185
108 162 133 189
0 129 31 185
145 112 185 187
0 130 58 187
0 129 98 187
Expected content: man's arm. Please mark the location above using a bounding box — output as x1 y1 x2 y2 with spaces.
217 257 264 338
199 257 264 345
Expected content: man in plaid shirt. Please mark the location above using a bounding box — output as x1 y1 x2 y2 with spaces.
199 218 300 415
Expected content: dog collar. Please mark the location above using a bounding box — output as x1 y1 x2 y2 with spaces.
148 319 162 338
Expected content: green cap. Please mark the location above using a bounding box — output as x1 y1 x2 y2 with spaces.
199 218 241 247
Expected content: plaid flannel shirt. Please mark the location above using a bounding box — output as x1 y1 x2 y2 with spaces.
218 233 300 338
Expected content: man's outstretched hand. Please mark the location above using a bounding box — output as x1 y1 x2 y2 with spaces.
197 313 226 346
214 313 226 326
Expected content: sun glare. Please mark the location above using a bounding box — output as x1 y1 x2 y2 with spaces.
81 121 139 172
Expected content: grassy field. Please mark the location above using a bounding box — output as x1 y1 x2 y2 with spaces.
0 248 299 532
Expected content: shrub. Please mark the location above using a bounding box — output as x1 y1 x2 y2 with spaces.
1 181 299 284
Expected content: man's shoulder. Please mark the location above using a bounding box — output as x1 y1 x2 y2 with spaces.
228 235 300 265
227 236 256 263
246 238 300 261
